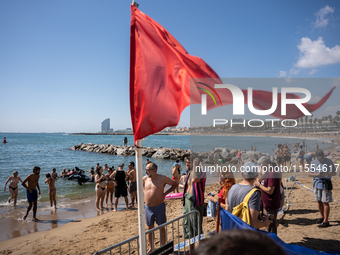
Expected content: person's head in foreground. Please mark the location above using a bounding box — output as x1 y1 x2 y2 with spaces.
192 229 286 255
242 161 258 180
315 149 325 162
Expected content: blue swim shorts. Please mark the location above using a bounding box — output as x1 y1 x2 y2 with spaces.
26 189 38 202
145 202 166 227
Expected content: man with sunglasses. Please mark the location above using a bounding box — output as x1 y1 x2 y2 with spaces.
143 162 178 253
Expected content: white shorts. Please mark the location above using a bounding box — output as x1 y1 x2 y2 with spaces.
314 188 332 203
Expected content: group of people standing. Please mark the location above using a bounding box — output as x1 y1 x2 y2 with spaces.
275 143 292 167
94 162 137 211
2 162 139 220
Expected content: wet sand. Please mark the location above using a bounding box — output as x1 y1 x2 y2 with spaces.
0 196 130 242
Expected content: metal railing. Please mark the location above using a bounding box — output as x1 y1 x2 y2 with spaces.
94 210 201 255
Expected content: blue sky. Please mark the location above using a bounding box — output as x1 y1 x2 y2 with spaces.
0 0 339 133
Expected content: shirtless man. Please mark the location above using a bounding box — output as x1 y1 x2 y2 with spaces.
4 171 23 206
51 168 58 179
60 168 67 176
127 162 137 207
45 173 57 208
22 166 41 221
143 163 178 253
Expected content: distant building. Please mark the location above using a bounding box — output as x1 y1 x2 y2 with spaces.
101 118 113 132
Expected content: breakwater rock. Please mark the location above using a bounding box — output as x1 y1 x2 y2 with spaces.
70 143 190 160
70 143 269 163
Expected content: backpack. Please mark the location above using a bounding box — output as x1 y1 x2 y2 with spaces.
232 188 260 225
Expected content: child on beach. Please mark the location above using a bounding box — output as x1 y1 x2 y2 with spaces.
45 173 57 208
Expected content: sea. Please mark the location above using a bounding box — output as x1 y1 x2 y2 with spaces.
0 132 334 241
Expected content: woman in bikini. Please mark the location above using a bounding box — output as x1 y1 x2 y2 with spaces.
44 173 57 208
95 166 107 211
4 171 23 206
105 168 115 208
171 165 181 193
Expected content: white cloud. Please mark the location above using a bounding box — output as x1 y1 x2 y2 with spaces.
289 68 300 75
309 69 318 75
279 71 287 77
314 5 335 28
295 37 340 68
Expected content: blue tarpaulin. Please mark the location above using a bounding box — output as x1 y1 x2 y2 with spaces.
219 208 340 255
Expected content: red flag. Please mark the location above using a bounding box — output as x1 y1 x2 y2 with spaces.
130 5 335 142
130 5 220 141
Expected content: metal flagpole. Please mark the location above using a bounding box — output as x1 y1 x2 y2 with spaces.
135 139 146 255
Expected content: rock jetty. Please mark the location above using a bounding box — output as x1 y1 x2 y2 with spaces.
70 143 273 164
70 143 190 160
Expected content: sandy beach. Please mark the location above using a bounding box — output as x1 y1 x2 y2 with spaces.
1 132 340 255
1 178 340 255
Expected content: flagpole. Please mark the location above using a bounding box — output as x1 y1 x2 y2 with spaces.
135 139 146 255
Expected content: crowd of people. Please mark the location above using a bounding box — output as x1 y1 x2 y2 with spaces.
3 161 140 219
2 141 337 254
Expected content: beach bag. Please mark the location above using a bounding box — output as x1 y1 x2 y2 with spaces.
232 188 260 225
207 201 216 218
